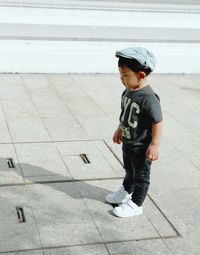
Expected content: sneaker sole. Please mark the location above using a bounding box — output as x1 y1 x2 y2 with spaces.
112 209 143 218
105 197 131 204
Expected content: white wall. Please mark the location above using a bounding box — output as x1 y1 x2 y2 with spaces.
1 40 200 73
0 4 200 73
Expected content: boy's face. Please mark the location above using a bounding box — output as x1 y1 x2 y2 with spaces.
119 66 145 89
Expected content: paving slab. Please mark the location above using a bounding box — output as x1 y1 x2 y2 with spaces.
0 108 12 143
56 140 124 179
166 134 200 169
6 118 52 143
27 87 71 112
149 188 200 255
104 138 123 164
22 75 50 90
151 141 200 190
44 244 109 255
162 112 192 138
50 75 117 139
49 74 88 99
93 140 123 176
0 183 102 250
28 183 103 248
36 105 72 119
106 239 173 255
63 96 106 118
43 118 88 141
164 101 200 135
0 179 178 253
95 74 123 98
72 75 120 120
78 179 177 242
0 126 12 143
2 100 40 119
0 186 42 253
0 84 29 100
153 188 200 231
14 142 72 180
76 116 115 140
0 140 123 184
0 74 23 86
0 144 23 185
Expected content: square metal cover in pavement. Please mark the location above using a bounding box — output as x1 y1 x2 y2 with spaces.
11 140 124 183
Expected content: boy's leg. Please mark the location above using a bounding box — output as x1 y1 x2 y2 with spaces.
105 146 133 204
112 151 151 217
122 148 135 194
131 152 151 206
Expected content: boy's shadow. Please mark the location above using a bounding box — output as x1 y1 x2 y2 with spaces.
0 157 123 251
0 157 120 206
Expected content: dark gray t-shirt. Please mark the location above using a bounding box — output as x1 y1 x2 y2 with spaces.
119 85 163 149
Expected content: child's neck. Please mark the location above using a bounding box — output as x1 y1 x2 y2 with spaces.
129 80 148 91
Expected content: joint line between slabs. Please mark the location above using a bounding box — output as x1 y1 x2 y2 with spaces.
0 235 180 254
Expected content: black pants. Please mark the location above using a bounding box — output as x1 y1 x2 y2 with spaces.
122 144 151 207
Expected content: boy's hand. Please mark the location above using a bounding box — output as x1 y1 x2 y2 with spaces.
146 144 159 161
113 128 122 144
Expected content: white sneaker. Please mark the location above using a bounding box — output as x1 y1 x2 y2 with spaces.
112 199 143 217
105 186 132 204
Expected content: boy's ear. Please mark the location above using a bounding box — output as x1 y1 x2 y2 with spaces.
138 71 146 79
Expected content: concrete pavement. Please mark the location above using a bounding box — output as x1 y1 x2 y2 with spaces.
0 73 199 254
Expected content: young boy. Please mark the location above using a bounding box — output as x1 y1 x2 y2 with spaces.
105 47 163 217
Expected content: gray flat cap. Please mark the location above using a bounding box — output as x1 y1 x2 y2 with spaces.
115 47 156 71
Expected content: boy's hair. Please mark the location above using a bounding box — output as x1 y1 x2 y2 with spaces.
118 57 152 76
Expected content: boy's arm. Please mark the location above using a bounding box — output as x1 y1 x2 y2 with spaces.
113 124 122 144
146 121 163 161
151 121 163 146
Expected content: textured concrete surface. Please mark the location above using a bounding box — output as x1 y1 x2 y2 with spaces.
0 73 199 254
